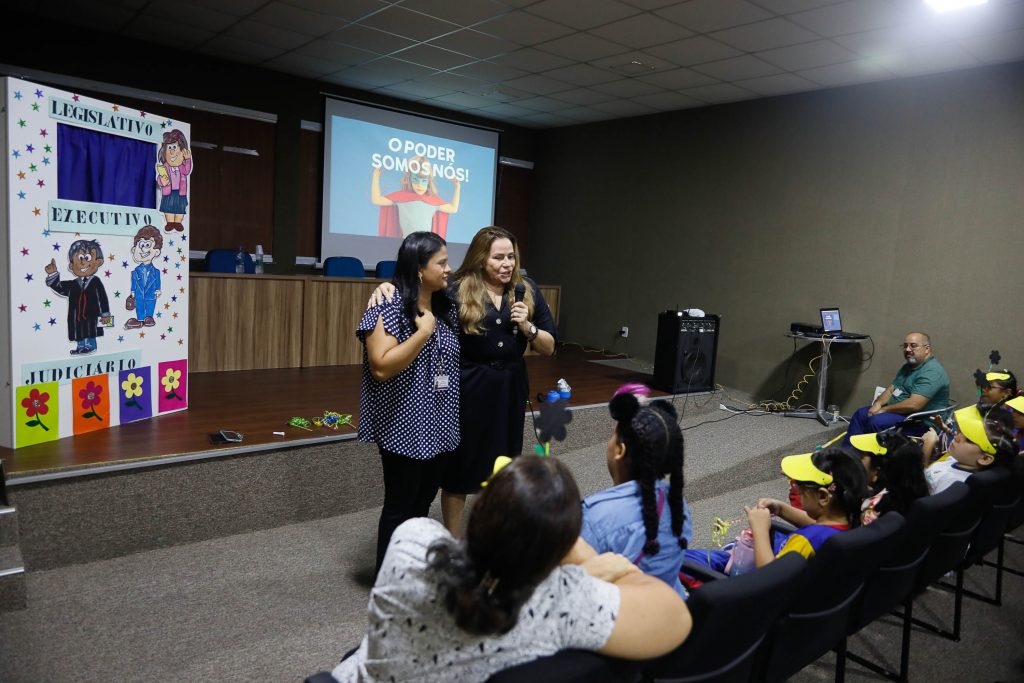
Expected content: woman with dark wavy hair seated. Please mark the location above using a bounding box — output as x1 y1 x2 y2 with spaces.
331 456 692 682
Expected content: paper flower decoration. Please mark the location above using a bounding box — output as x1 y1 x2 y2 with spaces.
161 368 183 401
974 369 989 390
21 387 50 431
989 350 1001 367
79 381 104 421
536 398 572 444
122 373 145 410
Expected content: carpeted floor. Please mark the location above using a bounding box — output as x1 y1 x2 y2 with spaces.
2 395 1022 682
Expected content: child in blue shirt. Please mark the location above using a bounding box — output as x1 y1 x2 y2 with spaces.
581 387 692 598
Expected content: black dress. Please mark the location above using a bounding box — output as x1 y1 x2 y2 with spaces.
442 278 558 494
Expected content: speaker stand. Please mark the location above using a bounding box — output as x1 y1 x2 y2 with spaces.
783 333 866 426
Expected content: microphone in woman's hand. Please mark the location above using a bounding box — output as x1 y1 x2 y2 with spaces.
513 283 526 336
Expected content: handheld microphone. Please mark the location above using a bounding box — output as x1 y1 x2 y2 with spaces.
513 283 526 336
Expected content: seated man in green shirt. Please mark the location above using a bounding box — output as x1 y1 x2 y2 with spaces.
844 331 950 442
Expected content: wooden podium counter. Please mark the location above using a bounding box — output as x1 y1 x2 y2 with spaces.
189 273 561 372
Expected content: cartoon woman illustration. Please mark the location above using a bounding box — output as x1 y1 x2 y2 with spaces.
372 155 460 239
156 129 192 232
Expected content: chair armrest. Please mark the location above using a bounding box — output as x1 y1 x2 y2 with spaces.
771 517 799 535
681 557 728 582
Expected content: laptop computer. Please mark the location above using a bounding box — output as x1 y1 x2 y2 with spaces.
819 307 867 339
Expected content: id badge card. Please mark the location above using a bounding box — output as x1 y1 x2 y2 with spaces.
434 374 450 391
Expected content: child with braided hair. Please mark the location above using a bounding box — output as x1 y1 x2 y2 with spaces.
581 386 692 598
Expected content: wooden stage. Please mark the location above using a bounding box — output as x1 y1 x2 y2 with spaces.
1 349 663 484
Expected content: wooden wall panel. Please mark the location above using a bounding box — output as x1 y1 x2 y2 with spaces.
297 128 323 259
191 275 559 371
253 279 305 369
301 278 382 367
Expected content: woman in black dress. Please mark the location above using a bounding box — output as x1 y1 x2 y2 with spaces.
369 226 558 533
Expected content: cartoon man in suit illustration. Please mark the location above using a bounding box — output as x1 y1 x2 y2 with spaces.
45 239 112 355
125 225 162 329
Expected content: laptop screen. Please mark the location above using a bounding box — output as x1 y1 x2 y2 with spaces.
820 308 842 333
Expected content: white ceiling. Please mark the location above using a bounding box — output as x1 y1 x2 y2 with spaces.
13 0 1024 128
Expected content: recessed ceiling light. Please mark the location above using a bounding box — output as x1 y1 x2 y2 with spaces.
924 0 988 13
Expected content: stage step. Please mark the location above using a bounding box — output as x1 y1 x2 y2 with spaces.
0 504 20 547
0 544 27 612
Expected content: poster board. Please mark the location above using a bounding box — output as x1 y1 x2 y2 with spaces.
1 77 192 448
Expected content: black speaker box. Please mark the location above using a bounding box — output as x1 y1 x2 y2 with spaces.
652 312 720 394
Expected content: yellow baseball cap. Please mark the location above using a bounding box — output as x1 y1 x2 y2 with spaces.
1005 396 1024 412
850 432 888 455
781 452 833 486
954 405 996 455
986 371 1011 382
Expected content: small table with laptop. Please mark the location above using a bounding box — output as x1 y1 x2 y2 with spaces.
784 307 870 426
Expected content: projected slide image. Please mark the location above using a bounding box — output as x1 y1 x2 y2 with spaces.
328 117 496 244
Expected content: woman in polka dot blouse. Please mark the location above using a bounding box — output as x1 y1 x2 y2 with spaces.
357 231 461 574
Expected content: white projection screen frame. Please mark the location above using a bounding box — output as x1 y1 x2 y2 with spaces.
321 98 500 271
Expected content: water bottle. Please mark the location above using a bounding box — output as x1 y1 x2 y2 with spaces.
235 246 245 274
725 528 756 576
254 244 264 274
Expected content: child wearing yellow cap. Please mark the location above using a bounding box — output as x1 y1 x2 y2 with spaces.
684 448 868 573
849 431 930 525
924 404 1019 494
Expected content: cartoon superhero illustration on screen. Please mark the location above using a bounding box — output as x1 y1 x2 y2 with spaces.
125 225 162 330
44 239 112 355
371 156 460 239
156 128 191 232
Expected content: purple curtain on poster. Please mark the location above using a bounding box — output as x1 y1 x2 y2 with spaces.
57 124 156 208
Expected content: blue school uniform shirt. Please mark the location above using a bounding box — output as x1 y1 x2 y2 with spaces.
581 479 692 599
776 523 848 560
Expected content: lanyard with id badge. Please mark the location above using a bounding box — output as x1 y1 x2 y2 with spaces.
433 327 450 392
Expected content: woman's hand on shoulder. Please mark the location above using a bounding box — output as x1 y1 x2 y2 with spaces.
367 282 396 309
581 553 639 584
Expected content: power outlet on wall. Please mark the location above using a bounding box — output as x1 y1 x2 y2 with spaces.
619 326 629 338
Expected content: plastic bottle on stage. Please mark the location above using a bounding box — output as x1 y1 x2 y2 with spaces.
254 244 264 274
725 528 756 576
235 246 245 274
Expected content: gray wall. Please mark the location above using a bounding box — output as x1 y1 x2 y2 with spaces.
529 61 1024 412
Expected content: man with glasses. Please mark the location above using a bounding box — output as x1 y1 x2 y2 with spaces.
844 332 950 442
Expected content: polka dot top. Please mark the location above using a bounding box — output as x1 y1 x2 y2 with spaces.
332 518 620 683
356 296 460 459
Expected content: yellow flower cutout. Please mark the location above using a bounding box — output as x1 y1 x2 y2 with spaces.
121 373 144 399
161 368 182 393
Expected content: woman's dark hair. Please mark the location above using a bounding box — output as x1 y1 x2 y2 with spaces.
427 456 582 636
391 231 453 327
978 404 1021 469
609 392 686 555
808 448 869 528
865 432 929 518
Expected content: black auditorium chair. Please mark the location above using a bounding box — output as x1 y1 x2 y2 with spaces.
908 469 1009 641
486 649 642 683
937 468 1018 606
644 553 806 683
303 673 336 683
753 512 905 683
842 483 971 682
987 471 1024 578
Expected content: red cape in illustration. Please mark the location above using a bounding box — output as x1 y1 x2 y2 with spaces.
378 191 449 239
